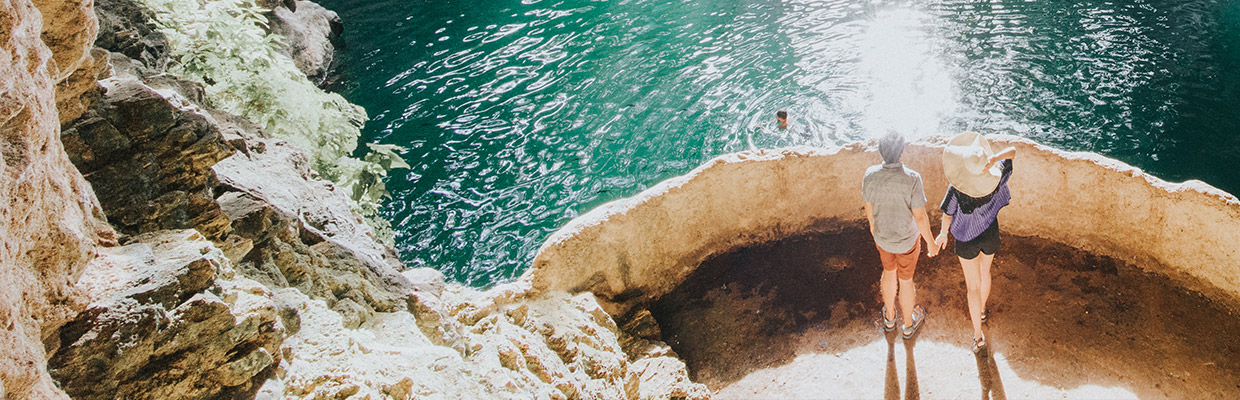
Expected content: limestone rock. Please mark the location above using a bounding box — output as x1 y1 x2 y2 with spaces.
214 136 415 315
61 77 235 240
265 286 684 400
0 0 108 397
32 0 109 123
625 357 711 400
66 46 418 334
93 0 170 69
48 230 284 400
617 309 679 361
402 266 448 296
268 0 343 85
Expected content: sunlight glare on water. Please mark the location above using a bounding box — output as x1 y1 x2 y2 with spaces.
319 0 1240 286
854 9 956 139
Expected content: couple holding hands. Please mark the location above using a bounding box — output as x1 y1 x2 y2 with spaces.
862 131 1016 354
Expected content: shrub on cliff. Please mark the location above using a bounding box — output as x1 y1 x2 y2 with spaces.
139 0 400 242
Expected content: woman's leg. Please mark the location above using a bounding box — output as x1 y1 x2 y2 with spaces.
978 252 996 315
958 256 984 340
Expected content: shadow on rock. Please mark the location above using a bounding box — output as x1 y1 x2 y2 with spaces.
650 226 1240 398
904 332 920 400
974 337 1005 400
651 224 882 387
884 329 899 400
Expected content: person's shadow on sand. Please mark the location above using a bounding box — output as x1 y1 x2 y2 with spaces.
974 337 1007 400
883 327 920 400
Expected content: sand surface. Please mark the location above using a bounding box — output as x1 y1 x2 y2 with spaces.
651 223 1240 399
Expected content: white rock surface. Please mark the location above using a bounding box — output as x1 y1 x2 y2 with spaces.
265 284 708 399
48 230 284 399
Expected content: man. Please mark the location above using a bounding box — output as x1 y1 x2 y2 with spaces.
754 110 790 131
862 132 938 339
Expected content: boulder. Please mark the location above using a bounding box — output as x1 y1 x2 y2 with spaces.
48 230 284 400
61 77 235 240
213 135 416 316
267 0 344 85
93 0 170 70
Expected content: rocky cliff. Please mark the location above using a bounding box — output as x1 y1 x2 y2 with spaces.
11 0 1239 398
0 0 110 397
3 0 708 398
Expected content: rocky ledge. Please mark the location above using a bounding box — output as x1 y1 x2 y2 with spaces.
527 138 1240 320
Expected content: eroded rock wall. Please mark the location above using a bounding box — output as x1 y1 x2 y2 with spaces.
61 77 234 239
0 0 108 397
4 0 710 397
32 0 108 123
527 138 1240 316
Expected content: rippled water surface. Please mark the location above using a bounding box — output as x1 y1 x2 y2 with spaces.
317 0 1240 286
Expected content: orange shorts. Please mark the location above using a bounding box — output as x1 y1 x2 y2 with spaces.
878 240 920 280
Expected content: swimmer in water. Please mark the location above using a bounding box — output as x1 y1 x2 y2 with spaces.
754 110 790 131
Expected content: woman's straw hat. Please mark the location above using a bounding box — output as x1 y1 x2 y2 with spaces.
942 132 1001 198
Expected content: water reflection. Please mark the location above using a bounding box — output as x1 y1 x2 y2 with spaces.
321 0 1240 285
855 8 956 138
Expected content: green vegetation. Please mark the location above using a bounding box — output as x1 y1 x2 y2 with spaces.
140 0 402 243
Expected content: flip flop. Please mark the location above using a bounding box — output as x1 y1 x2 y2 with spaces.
972 335 987 354
881 305 898 332
902 305 927 340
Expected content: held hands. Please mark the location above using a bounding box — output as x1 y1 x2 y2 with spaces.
924 236 939 258
934 233 949 252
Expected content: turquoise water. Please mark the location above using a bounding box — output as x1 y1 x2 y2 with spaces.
317 0 1240 286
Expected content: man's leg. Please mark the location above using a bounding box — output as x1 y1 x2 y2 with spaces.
899 277 916 328
898 240 920 328
882 269 898 321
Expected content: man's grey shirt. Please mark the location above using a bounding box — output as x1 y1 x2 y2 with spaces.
862 162 927 254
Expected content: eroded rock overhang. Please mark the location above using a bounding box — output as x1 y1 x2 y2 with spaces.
523 135 1240 315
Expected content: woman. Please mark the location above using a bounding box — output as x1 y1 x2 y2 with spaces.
934 132 1016 353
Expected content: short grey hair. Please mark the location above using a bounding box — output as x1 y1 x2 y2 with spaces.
878 132 906 163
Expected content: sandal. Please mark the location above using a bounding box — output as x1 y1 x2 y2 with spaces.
981 310 988 325
972 335 987 354
901 305 927 340
880 305 898 332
